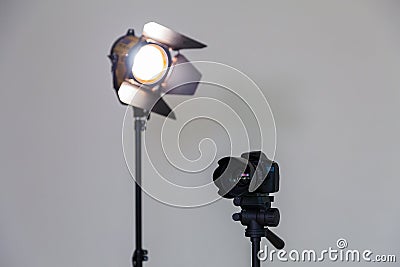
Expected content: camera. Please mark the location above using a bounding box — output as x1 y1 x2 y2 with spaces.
213 151 279 198
212 151 285 253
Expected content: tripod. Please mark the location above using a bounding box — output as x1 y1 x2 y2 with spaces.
232 195 285 267
131 107 149 267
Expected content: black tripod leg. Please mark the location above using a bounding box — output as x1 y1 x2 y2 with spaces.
251 237 261 267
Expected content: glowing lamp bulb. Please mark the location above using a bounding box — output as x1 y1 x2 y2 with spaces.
131 44 168 84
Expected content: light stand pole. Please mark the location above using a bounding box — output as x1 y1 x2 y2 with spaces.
132 107 148 267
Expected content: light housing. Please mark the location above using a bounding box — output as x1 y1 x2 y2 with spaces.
109 22 206 118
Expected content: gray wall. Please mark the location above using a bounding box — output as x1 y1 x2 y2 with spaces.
1 0 399 266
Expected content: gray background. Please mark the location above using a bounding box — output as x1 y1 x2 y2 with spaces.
0 0 399 266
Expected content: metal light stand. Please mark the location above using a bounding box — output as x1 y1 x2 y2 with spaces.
132 107 149 267
232 195 285 267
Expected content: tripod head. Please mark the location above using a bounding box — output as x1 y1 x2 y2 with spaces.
232 195 284 250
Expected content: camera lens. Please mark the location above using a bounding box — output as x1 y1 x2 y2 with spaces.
213 157 255 198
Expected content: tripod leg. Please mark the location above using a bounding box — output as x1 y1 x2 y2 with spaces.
251 237 261 267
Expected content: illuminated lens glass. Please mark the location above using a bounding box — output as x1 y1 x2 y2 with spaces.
131 44 168 84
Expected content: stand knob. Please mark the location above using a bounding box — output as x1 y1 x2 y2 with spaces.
233 197 241 206
260 208 280 227
232 213 241 221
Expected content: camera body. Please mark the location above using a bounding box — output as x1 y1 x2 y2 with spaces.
213 151 279 198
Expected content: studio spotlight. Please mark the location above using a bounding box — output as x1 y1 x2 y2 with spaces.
108 22 206 267
109 22 206 118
